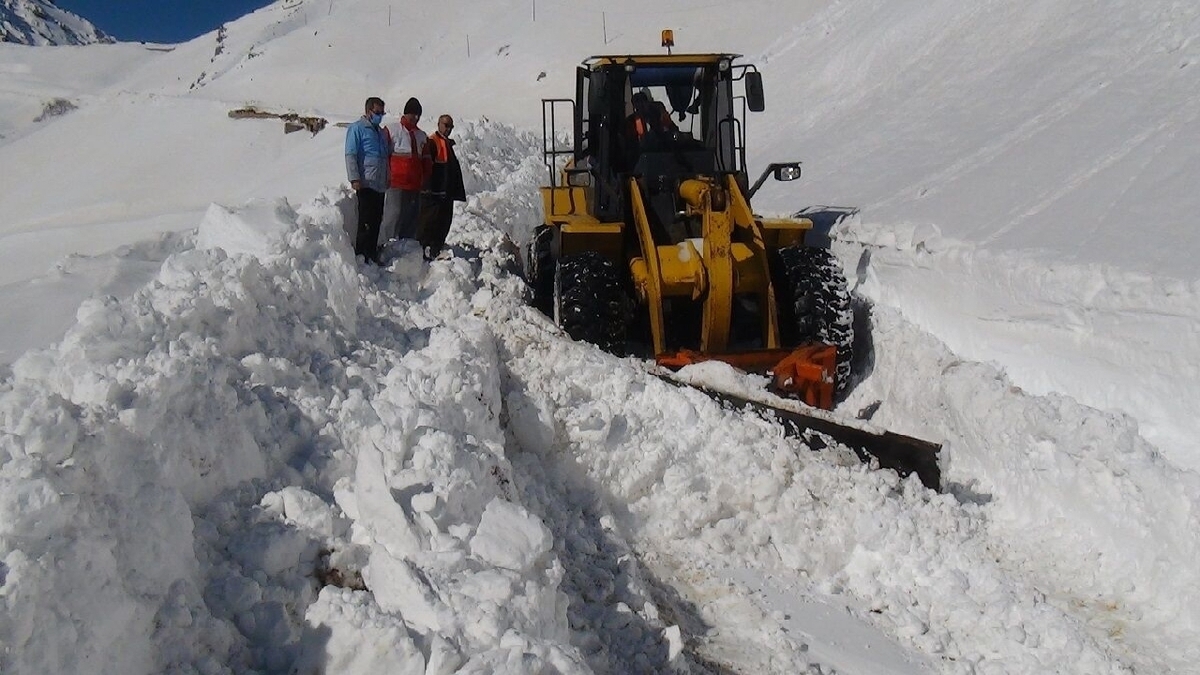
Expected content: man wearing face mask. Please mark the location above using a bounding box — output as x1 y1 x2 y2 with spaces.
345 96 389 263
416 114 466 260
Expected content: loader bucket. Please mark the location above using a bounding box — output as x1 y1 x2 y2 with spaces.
657 344 837 410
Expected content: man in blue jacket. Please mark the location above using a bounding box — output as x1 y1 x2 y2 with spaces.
345 97 389 263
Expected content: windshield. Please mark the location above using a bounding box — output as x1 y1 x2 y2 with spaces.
625 65 716 143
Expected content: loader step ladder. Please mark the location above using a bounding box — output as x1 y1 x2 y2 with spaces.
541 98 576 188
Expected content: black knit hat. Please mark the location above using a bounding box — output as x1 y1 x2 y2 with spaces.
403 97 422 116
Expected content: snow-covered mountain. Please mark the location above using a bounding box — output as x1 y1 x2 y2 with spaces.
2 1 1200 674
0 0 111 45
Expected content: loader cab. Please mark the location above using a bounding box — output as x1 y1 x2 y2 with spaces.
544 53 764 236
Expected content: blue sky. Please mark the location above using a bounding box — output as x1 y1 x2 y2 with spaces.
54 0 275 43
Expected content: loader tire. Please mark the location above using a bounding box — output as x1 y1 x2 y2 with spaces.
526 225 555 315
554 252 629 355
771 246 854 396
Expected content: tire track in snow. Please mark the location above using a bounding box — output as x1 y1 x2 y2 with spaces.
984 84 1200 246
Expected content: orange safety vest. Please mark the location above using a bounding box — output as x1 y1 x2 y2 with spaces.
429 133 450 162
385 122 430 191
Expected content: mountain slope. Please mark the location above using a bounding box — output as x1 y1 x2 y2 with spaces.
0 0 111 45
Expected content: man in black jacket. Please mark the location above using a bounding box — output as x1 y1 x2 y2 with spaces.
416 114 467 260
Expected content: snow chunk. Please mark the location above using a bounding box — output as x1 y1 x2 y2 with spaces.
261 486 349 539
469 498 553 573
297 587 427 674
671 359 772 398
197 198 297 258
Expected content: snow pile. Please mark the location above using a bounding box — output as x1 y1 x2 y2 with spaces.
0 175 585 673
844 305 1200 671
497 313 1138 673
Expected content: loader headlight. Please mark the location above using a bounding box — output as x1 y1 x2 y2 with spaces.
773 163 802 182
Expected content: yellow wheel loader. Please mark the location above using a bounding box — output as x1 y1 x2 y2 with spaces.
527 48 941 489
531 51 852 408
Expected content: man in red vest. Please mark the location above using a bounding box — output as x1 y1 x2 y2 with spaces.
382 97 431 242
417 114 467 260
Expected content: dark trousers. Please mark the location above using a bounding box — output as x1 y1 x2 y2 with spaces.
384 188 422 240
416 194 454 258
381 188 420 241
398 189 422 240
354 188 385 261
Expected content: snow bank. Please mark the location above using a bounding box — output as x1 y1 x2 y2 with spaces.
842 215 1200 470
0 172 586 673
846 305 1200 672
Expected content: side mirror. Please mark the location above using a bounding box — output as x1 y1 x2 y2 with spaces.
747 161 802 200
773 163 801 181
745 71 765 112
